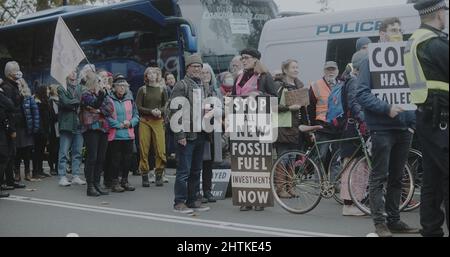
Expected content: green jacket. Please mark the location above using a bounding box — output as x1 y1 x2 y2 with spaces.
57 84 84 133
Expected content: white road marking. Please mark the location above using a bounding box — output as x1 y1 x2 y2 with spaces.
4 195 350 237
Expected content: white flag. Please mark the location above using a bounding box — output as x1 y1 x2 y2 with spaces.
51 17 86 90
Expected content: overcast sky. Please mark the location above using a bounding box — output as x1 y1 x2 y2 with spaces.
274 0 409 12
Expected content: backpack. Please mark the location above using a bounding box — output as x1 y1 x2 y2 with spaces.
326 83 346 129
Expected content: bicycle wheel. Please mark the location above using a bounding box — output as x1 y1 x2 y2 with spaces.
348 156 415 215
403 149 422 212
271 151 322 214
328 149 344 205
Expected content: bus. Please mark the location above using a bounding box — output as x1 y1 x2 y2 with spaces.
0 0 278 93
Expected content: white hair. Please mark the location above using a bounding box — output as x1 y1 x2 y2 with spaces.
80 64 96 81
202 63 218 90
4 61 19 78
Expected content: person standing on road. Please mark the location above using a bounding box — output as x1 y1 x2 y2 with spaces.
357 17 419 237
32 85 52 178
80 71 113 197
404 0 449 237
0 87 16 198
170 53 210 214
136 66 168 187
48 85 60 176
57 70 86 187
274 59 307 199
107 74 139 192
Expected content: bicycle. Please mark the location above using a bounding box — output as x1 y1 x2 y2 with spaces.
271 123 415 214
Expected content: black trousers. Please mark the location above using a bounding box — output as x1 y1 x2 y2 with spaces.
202 160 213 193
109 140 133 181
417 110 449 237
32 133 48 174
48 134 59 172
15 146 32 176
3 138 16 185
83 131 108 184
103 145 113 184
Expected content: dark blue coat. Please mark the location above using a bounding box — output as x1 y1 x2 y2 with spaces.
22 95 40 134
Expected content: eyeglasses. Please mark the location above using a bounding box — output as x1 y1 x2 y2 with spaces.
386 28 402 34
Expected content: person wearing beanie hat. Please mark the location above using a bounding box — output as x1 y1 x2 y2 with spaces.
136 66 168 187
355 37 372 51
405 0 449 237
169 52 211 214
351 49 369 71
107 73 139 193
232 48 277 98
185 53 203 68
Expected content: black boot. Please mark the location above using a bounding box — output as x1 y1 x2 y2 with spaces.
142 174 150 187
87 183 100 197
155 171 163 187
94 183 109 195
0 190 9 198
121 178 135 191
111 179 125 192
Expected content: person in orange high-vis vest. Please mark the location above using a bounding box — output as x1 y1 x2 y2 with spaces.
307 61 342 181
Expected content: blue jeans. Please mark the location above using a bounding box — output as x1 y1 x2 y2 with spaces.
58 131 84 177
369 130 412 225
174 134 205 206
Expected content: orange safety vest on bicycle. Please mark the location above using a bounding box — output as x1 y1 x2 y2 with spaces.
310 78 331 123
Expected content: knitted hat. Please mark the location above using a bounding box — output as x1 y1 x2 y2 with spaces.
355 37 372 51
185 53 203 68
351 50 368 70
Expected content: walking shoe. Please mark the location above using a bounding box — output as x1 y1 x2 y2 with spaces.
25 174 38 182
87 184 100 197
155 173 163 187
204 191 217 203
187 201 210 212
173 203 194 214
387 221 420 234
374 223 393 237
254 206 265 211
277 189 291 199
142 174 150 187
94 183 109 195
111 181 125 193
239 206 253 211
71 176 86 185
39 172 51 178
0 191 9 198
1 185 14 190
342 205 366 216
58 176 71 187
120 179 135 191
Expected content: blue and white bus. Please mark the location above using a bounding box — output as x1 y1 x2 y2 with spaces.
0 0 277 93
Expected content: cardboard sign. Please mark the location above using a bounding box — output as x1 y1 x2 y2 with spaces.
228 96 275 207
368 41 416 111
285 88 310 107
200 169 231 200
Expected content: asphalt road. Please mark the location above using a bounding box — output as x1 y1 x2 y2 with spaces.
0 168 434 237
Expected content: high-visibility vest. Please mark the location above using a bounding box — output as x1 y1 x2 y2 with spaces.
311 79 330 122
404 28 449 104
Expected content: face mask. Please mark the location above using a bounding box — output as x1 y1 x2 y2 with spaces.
224 78 234 86
389 34 403 42
14 71 23 80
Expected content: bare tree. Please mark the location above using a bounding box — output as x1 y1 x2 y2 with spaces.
317 0 334 12
0 0 123 25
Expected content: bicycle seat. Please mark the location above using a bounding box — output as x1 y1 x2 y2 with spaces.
298 125 323 133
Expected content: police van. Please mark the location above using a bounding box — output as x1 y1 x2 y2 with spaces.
258 3 449 85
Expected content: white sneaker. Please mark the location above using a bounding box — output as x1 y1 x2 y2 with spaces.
71 176 86 185
342 205 366 216
149 171 155 183
59 176 71 187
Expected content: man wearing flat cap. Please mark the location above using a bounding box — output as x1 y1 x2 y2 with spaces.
404 0 449 237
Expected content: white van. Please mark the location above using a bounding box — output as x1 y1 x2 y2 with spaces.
258 3 449 85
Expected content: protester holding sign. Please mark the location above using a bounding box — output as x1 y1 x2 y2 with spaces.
274 59 307 198
356 17 418 237
404 0 449 237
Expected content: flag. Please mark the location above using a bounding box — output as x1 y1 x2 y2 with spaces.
51 16 86 90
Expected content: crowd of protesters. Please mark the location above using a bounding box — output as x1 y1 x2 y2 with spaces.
0 7 448 237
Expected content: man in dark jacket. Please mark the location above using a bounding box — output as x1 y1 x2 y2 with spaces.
170 53 210 214
0 87 16 197
356 17 418 237
0 61 26 190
